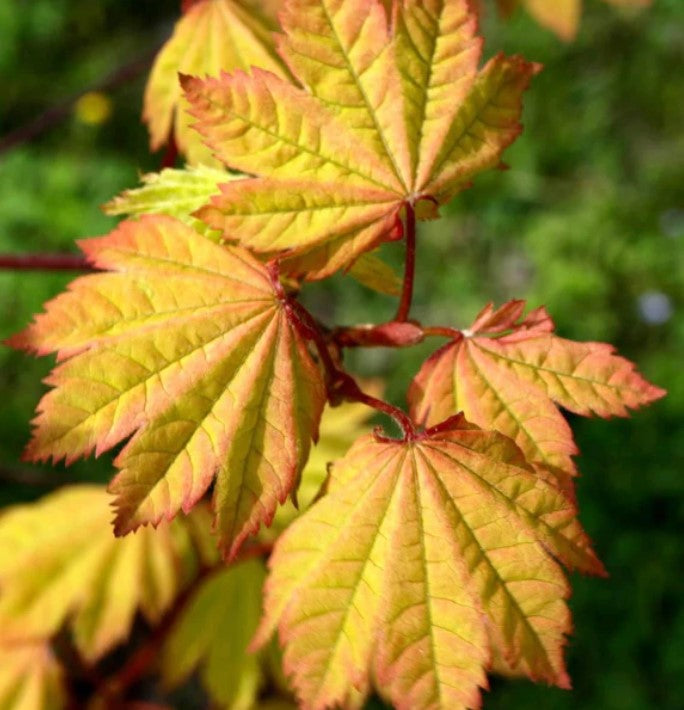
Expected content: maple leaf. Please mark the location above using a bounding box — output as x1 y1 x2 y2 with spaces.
409 301 665 496
0 486 207 662
8 216 326 557
161 558 266 709
104 166 401 296
253 415 605 710
0 641 65 710
102 165 236 238
144 0 289 165
183 0 539 279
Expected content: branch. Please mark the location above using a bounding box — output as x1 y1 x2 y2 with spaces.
394 202 416 322
283 292 418 440
0 254 93 272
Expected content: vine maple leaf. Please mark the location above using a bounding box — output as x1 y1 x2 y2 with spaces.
183 0 539 279
144 0 289 165
254 415 604 710
0 486 209 662
8 216 326 557
408 301 666 495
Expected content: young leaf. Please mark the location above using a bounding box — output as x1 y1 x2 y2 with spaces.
162 559 266 709
0 641 65 710
0 486 204 662
409 301 665 493
144 0 289 165
184 0 538 279
104 166 401 295
9 216 326 557
102 165 237 238
255 416 604 710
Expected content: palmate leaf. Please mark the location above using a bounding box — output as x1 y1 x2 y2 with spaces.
0 485 207 662
9 216 326 557
0 641 65 710
161 558 266 709
144 0 289 165
184 0 538 279
102 165 235 238
103 166 401 296
255 415 604 710
408 301 665 497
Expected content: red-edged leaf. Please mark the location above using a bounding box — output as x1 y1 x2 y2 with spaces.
183 0 538 279
9 216 326 558
254 416 604 709
409 301 665 497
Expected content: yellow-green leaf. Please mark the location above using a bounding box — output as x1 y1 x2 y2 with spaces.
345 252 401 297
254 416 604 709
9 216 326 558
102 165 237 238
409 301 665 503
0 486 203 662
0 641 65 710
184 0 536 279
162 559 266 709
143 0 289 165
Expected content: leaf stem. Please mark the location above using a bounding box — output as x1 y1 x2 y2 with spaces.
285 296 417 439
0 254 93 271
395 202 416 323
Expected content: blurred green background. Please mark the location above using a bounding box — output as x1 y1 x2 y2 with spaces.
0 0 682 708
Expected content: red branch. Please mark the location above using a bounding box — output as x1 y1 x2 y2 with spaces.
0 254 93 271
395 202 416 322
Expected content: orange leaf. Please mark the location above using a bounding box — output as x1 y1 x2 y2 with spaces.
183 0 538 279
254 416 602 709
409 301 665 497
9 216 326 557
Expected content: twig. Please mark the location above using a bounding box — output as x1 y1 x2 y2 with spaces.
0 254 93 271
395 202 416 322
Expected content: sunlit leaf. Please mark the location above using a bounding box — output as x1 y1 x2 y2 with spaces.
255 416 604 709
104 166 401 295
0 486 204 661
185 0 538 279
144 0 289 165
409 301 665 499
9 216 326 557
0 641 65 710
102 165 237 238
162 559 266 709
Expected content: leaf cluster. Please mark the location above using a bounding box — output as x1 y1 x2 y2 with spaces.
2 1 665 709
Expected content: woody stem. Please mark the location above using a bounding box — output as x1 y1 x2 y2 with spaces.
395 201 416 323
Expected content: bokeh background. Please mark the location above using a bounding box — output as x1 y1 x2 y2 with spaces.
1 1 682 708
